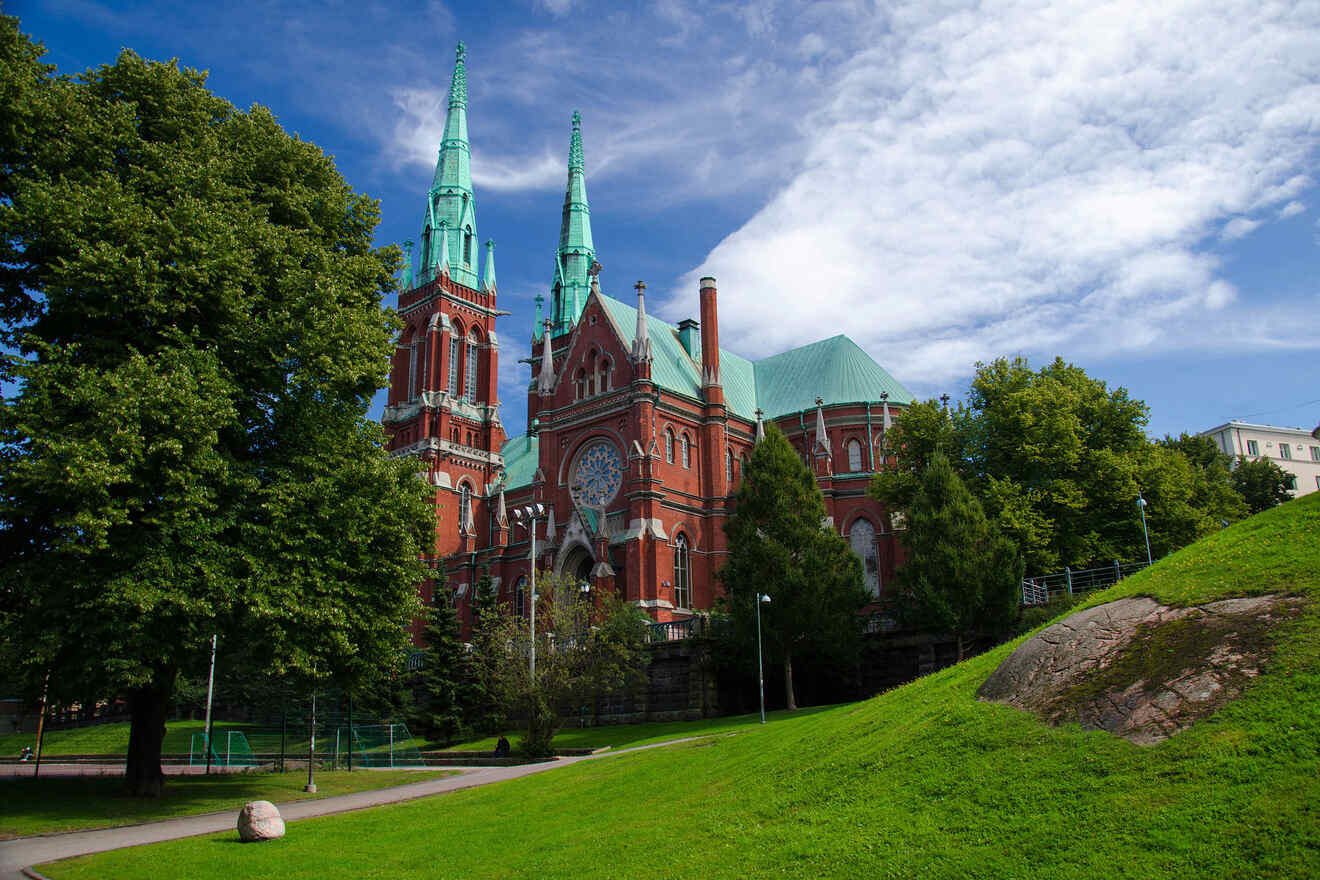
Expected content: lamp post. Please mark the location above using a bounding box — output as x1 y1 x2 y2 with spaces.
756 592 771 724
512 504 547 680
1136 491 1152 566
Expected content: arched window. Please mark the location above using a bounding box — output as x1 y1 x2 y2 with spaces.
725 448 734 483
673 533 691 609
458 482 472 533
849 518 880 597
574 368 587 401
465 328 479 401
599 355 612 393
740 453 749 479
514 576 528 619
681 434 691 469
586 349 598 396
847 439 863 473
664 429 675 464
463 226 473 264
447 329 460 396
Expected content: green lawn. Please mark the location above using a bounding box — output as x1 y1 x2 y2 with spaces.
1 769 456 838
444 708 835 753
37 495 1320 878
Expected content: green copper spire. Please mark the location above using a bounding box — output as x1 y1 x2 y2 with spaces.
400 239 414 291
533 293 544 341
418 42 479 289
550 110 596 335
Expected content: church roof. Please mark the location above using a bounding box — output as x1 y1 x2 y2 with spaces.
499 433 540 490
596 293 913 421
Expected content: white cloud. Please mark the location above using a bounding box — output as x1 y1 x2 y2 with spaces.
1279 200 1306 219
664 0 1320 385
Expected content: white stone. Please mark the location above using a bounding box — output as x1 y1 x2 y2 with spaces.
237 800 286 842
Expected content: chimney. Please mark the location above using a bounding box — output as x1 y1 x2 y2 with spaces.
698 277 721 388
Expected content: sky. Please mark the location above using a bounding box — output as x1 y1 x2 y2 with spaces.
11 0 1320 441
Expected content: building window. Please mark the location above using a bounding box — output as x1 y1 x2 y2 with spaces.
458 483 472 533
574 368 587 400
1311 446 1320 462
1246 439 1259 456
847 439 862 473
1279 443 1292 461
725 448 734 483
463 226 473 264
599 356 612 393
681 434 691 469
465 329 479 401
673 534 691 610
664 429 675 464
849 518 880 597
448 332 460 396
1285 474 1297 491
514 576 528 619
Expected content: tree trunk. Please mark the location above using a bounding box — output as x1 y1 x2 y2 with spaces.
783 651 797 712
956 633 966 663
124 668 176 797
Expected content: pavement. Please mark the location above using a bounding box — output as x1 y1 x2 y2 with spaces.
0 737 702 879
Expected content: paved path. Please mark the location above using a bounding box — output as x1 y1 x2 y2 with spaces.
0 738 703 879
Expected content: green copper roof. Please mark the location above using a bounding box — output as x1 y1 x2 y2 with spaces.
550 111 595 335
500 433 539 491
482 239 496 292
416 42 480 289
596 294 912 421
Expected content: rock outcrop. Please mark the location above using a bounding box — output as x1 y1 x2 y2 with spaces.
979 594 1304 744
237 800 286 842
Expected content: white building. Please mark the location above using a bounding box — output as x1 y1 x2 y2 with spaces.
1200 421 1320 499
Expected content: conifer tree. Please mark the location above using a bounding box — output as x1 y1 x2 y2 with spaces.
719 423 870 710
896 452 1023 660
417 575 467 746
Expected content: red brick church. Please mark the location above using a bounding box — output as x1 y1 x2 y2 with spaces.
384 46 913 634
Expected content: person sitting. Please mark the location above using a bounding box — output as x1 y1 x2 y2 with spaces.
18 746 33 762
493 735 510 758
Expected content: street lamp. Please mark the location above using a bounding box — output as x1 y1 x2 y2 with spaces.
756 592 771 724
512 504 547 679
1136 491 1152 566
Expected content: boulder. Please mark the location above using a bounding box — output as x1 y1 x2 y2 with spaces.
237 800 286 842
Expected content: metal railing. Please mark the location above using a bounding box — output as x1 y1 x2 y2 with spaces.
647 617 698 643
1021 560 1150 607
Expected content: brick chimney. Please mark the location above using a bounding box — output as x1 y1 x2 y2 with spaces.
699 277 722 404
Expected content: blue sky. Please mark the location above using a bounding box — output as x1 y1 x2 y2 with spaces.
11 0 1320 441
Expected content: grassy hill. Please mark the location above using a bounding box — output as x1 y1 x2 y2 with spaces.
45 494 1320 879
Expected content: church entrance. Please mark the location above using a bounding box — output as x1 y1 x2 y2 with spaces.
560 544 594 587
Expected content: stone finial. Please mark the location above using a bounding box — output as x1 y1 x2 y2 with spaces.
815 397 830 456
631 280 653 364
536 320 555 396
496 487 508 527
482 239 497 293
754 408 765 443
437 222 450 279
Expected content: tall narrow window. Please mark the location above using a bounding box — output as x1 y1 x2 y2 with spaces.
673 534 691 609
586 350 597 396
664 429 675 464
847 439 863 472
407 344 418 400
725 448 734 483
681 434 691 469
465 329 479 401
458 483 472 533
1310 446 1320 462
1279 443 1292 461
463 226 473 264
447 332 460 396
1246 439 1259 456
850 519 880 597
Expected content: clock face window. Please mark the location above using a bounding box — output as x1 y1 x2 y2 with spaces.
573 440 624 506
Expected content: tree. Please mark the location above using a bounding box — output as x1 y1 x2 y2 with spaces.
719 423 871 711
482 572 649 758
1230 456 1294 514
416 577 468 746
463 569 505 734
871 357 1244 575
895 452 1023 660
0 22 431 795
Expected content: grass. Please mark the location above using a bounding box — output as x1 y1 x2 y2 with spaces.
443 708 835 753
0 768 457 838
37 494 1320 878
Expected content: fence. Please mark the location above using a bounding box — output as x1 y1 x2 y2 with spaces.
182 719 425 770
189 731 259 767
1021 560 1150 607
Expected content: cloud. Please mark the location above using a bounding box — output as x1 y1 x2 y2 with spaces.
664 0 1320 385
1279 200 1306 219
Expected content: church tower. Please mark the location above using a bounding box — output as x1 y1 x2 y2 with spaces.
549 111 596 336
384 43 505 612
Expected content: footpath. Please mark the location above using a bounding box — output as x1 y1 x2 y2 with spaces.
0 737 701 880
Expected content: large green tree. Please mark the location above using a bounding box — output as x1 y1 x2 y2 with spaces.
719 423 870 711
872 357 1246 575
0 20 431 795
895 452 1023 660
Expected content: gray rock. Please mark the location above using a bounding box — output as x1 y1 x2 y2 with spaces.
237 800 285 842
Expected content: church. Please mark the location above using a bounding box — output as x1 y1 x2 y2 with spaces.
383 45 914 635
